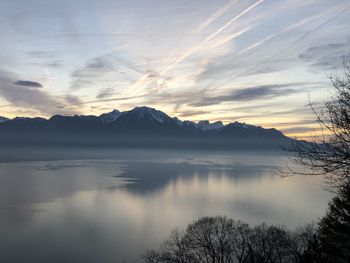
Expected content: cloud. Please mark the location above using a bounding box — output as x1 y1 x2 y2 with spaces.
281 126 319 134
299 39 350 69
196 50 288 82
27 51 64 68
230 5 350 79
70 53 140 90
96 87 115 99
160 1 264 76
121 0 264 97
177 110 210 118
71 57 115 80
64 95 82 106
82 94 143 105
195 5 350 86
0 70 79 116
222 106 317 128
227 85 292 100
70 56 114 90
13 80 43 88
190 83 302 107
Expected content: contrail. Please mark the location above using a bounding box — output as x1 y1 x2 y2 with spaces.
125 0 264 96
205 25 254 50
236 13 324 56
236 5 350 78
160 0 265 75
195 0 240 33
200 0 264 45
131 24 253 95
161 0 240 71
122 0 241 96
82 95 144 105
237 9 329 58
209 5 350 91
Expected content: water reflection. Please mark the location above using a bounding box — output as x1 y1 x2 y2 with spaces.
116 161 275 194
0 150 331 263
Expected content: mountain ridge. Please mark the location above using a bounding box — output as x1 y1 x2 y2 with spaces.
0 106 273 132
0 106 292 150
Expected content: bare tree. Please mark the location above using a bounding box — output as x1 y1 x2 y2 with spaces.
144 228 196 263
183 217 251 263
288 59 350 262
290 60 350 189
248 223 294 263
143 216 310 263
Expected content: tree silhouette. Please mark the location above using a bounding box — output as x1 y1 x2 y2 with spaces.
143 216 313 263
290 60 350 262
290 61 350 189
318 183 350 263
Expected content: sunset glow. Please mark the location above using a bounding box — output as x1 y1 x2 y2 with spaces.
0 0 349 139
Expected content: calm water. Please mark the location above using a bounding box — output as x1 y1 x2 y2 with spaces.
0 149 331 262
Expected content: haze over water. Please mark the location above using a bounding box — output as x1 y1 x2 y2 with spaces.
0 149 331 262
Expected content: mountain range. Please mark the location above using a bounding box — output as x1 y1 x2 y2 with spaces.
0 106 293 150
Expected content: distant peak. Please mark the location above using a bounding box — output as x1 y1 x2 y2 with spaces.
198 120 210 125
101 109 120 115
99 109 122 124
213 121 224 126
197 120 224 131
132 106 156 112
228 121 257 129
129 106 169 123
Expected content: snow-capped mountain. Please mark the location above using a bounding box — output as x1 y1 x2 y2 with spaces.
123 106 172 124
99 109 122 124
229 121 256 129
0 106 292 149
172 117 183 127
197 120 224 131
99 107 173 125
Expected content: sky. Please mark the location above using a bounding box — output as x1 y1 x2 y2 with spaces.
0 0 349 139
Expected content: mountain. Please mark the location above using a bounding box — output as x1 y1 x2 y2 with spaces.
197 120 224 131
99 109 121 124
0 116 9 123
0 106 293 150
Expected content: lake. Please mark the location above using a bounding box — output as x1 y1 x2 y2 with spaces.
0 148 332 262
